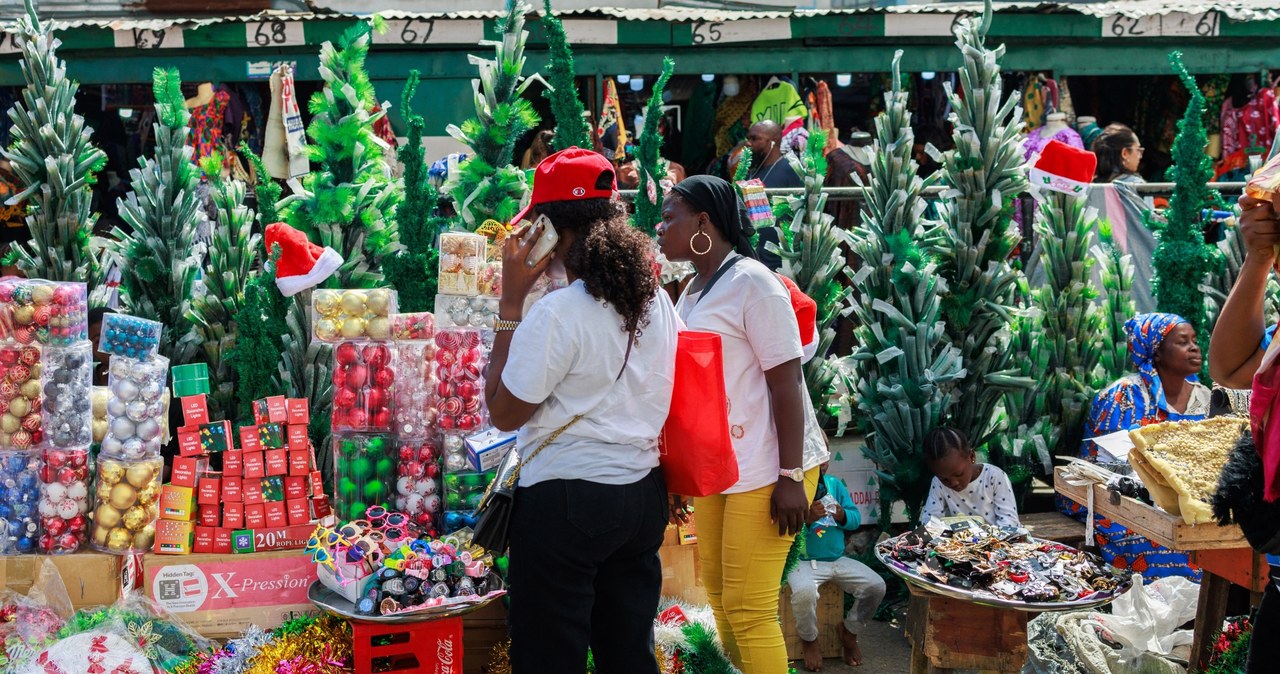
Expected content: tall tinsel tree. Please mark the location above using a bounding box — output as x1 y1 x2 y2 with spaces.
3 0 107 283
184 151 262 423
278 22 401 289
1094 224 1138 384
1154 51 1223 352
99 67 204 365
770 119 853 430
244 143 281 226
447 0 541 228
846 51 964 524
632 58 676 236
383 71 441 312
931 0 1032 454
540 0 591 152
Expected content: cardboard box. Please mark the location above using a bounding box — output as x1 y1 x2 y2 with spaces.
181 395 210 426
0 552 121 609
261 476 284 502
466 429 516 473
286 425 309 452
223 449 243 477
243 452 265 479
160 485 197 521
283 476 307 501
265 448 287 476
310 497 331 520
238 426 262 453
678 517 698 545
177 428 203 458
221 476 243 503
309 471 324 497
199 421 233 454
154 519 194 555
244 504 265 529
264 502 287 528
198 506 221 528
288 449 309 477
259 423 285 450
286 398 309 425
143 550 319 639
286 498 310 525
197 477 222 505
223 503 244 529
213 528 233 554
193 527 215 554
253 396 288 425
243 480 264 505
171 456 205 488
231 525 314 554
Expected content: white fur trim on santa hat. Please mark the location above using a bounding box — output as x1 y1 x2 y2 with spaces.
276 246 343 297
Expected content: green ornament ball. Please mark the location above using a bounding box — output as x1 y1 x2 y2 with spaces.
364 480 384 499
338 478 357 497
348 501 367 520
446 493 463 510
351 457 372 478
366 436 387 453
375 458 394 476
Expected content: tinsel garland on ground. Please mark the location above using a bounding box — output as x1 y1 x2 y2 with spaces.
174 616 351 674
381 71 441 313
540 0 592 153
632 58 676 235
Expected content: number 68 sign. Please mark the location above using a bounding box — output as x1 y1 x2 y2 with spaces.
246 20 305 48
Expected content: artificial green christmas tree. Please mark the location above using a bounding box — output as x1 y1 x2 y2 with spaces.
244 143 281 226
632 58 676 236
383 71 441 313
1094 225 1138 384
3 0 107 284
447 0 541 228
99 67 203 365
846 51 963 523
278 22 401 289
540 0 592 153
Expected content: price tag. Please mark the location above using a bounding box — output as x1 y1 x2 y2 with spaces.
373 19 484 45
246 20 305 48
690 18 790 45
113 27 185 49
0 32 21 56
1102 12 1219 38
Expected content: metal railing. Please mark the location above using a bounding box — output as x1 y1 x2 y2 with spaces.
618 182 1249 202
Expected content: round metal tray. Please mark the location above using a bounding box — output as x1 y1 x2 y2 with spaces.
874 535 1134 613
308 577 506 624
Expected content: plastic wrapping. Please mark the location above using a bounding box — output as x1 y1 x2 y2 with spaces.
390 339 435 439
441 434 469 475
311 288 397 342
99 355 169 460
331 341 395 433
37 446 91 554
395 438 442 537
0 345 42 451
97 314 162 359
438 232 486 296
41 344 93 448
432 328 487 435
0 279 88 347
0 449 41 555
390 312 436 341
90 456 161 554
443 471 495 512
91 386 108 445
333 433 396 522
434 294 499 330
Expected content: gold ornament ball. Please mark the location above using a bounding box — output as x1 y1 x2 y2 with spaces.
0 414 20 435
95 504 123 529
8 397 29 419
92 390 108 418
99 460 125 486
367 289 392 316
366 317 390 339
133 526 156 551
31 285 53 306
314 290 340 316
107 527 132 552
96 483 112 502
28 363 40 380
340 317 367 339
340 291 367 317
91 525 110 548
126 462 156 489
19 380 39 400
123 505 148 531
314 318 339 341
93 418 108 443
12 306 33 326
137 483 160 506
109 483 138 510
146 503 159 520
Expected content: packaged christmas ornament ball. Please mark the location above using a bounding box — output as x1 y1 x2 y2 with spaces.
97 314 163 360
390 338 435 439
390 312 436 341
0 279 88 347
331 341 396 433
0 448 41 555
0 344 43 450
91 386 108 445
432 328 488 436
37 445 91 554
435 294 499 330
312 288 398 342
41 343 93 448
98 355 169 460
437 232 486 296
89 455 161 554
333 433 397 522
395 438 443 537
443 470 496 513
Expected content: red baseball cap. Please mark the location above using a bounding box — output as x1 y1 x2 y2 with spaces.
511 147 616 224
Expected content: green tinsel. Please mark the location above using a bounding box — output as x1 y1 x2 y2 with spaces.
632 58 676 235
781 533 806 587
383 70 441 312
229 246 289 425
676 622 737 674
540 0 592 152
243 142 281 226
1154 51 1223 360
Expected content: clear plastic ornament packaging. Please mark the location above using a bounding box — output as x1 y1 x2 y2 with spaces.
391 339 435 439
333 433 397 523
443 471 496 513
97 313 163 360
312 288 398 342
0 344 43 450
441 433 471 475
41 343 93 448
435 294 499 330
0 279 88 347
99 355 169 460
331 341 396 433
432 328 488 435
0 448 41 555
38 445 91 554
90 455 161 555
395 437 442 537
437 232 486 297
390 312 436 341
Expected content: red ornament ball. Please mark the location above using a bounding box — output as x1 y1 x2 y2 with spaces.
374 367 395 388
335 342 359 365
345 364 369 389
363 344 391 368
333 387 357 409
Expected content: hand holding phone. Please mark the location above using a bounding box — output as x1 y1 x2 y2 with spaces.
521 214 560 267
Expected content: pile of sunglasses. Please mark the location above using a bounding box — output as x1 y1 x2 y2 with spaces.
879 519 1129 605
306 506 502 616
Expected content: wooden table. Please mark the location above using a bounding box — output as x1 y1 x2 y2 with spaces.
1055 467 1266 672
905 585 1028 673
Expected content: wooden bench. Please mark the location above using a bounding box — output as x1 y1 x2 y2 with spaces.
1022 511 1086 548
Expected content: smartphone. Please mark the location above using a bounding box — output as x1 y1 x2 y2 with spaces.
522 214 560 267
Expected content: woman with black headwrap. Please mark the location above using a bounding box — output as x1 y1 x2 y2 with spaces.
658 175 827 673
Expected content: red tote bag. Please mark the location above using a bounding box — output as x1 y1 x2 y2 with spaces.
660 330 739 497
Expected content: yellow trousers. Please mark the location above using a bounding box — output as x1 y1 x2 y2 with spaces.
695 468 819 673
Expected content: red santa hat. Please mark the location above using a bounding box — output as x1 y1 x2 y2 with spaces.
1029 140 1097 198
265 222 344 297
777 274 819 362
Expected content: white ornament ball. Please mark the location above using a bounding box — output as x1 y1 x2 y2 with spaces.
136 419 161 442
44 482 67 502
106 398 126 418
38 498 57 518
67 482 88 500
110 417 136 439
56 499 78 519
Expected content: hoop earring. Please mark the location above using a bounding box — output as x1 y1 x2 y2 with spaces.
690 230 713 256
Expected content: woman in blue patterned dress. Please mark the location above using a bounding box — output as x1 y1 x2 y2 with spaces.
1064 312 1209 579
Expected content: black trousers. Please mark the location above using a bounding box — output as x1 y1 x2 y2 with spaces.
1248 568 1280 673
508 468 667 674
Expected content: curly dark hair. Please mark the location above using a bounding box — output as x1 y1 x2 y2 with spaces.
534 197 657 336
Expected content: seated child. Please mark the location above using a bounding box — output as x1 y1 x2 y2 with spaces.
786 461 887 672
918 427 1021 529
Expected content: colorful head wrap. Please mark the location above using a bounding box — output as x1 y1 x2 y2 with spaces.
1124 312 1194 411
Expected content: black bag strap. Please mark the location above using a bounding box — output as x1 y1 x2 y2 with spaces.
693 254 744 306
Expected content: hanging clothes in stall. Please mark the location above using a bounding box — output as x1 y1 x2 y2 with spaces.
1022 125 1084 161
187 85 231 164
751 76 807 126
809 81 839 155
597 78 628 162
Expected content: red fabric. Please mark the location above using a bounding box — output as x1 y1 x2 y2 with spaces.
1251 359 1280 502
660 331 739 497
266 222 326 280
776 274 816 350
1033 140 1097 185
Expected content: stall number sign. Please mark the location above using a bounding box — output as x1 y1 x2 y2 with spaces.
1102 11 1220 38
373 19 485 46
246 20 305 48
0 32 20 56
114 27 185 49
691 18 791 45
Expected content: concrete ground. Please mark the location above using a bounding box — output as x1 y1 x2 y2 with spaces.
788 616 915 674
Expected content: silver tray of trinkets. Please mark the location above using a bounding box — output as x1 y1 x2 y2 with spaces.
308 574 506 624
875 529 1134 613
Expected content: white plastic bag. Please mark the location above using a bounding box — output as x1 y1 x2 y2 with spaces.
1092 574 1199 661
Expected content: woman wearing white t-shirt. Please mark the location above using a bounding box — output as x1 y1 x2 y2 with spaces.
486 148 680 673
658 175 828 673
